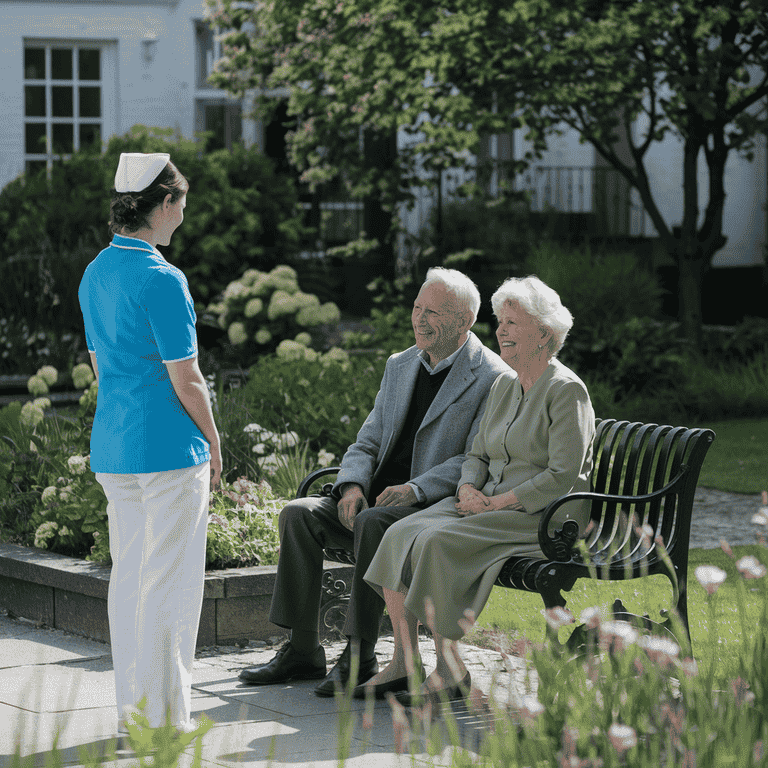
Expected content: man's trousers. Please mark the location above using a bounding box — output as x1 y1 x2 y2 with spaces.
95 462 210 729
269 496 418 644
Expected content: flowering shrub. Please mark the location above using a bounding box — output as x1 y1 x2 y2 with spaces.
204 265 341 366
31 453 110 562
227 348 384 463
206 476 287 569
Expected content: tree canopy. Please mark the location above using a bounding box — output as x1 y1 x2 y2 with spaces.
207 0 768 344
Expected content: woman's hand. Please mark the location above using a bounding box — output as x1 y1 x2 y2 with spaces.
455 483 494 516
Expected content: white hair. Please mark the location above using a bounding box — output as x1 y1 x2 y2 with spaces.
491 275 573 356
422 267 481 325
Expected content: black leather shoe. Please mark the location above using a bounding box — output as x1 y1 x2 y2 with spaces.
238 643 326 685
352 661 425 699
313 644 379 697
394 671 471 707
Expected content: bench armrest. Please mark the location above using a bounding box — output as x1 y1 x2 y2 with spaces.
537 465 690 561
296 466 342 499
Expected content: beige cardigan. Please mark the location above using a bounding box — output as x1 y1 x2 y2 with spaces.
458 359 595 530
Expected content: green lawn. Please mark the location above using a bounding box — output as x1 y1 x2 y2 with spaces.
694 417 768 494
470 545 765 685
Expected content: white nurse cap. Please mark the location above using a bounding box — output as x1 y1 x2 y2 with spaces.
114 152 170 193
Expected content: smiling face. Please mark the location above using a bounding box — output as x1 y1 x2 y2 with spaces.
495 301 552 373
412 282 471 367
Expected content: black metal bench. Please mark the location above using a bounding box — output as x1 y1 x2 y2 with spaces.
297 419 715 650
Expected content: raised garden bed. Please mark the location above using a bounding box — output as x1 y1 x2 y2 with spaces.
0 542 354 648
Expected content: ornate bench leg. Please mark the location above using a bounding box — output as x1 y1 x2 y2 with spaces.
319 570 351 640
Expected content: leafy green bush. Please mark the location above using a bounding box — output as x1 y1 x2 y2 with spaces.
206 476 286 569
203 264 341 366
0 125 307 331
225 348 384 468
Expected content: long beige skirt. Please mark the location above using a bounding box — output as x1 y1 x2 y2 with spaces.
363 496 546 640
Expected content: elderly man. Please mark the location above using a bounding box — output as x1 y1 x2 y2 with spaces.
239 267 507 696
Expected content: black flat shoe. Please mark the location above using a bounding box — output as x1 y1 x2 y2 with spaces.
314 644 379 697
394 671 472 707
352 660 426 699
238 643 326 685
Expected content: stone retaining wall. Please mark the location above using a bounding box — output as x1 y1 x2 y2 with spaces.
0 543 354 647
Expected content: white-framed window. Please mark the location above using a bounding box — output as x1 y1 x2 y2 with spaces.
23 42 112 175
194 20 246 150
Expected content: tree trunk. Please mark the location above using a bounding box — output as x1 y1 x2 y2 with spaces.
677 253 705 351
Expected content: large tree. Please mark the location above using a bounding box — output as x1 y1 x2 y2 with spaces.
208 0 768 345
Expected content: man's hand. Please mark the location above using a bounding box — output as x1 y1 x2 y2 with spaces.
338 484 368 531
374 484 418 508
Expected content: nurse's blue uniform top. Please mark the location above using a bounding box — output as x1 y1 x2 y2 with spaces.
78 233 211 473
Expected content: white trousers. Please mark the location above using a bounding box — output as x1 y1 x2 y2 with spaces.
95 462 210 729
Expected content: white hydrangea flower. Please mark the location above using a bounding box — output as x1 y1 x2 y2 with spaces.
71 363 95 389
276 339 306 361
34 521 59 549
317 449 335 468
240 268 263 287
223 280 248 300
255 329 272 345
277 431 300 450
252 443 267 455
228 322 248 345
244 298 263 318
33 397 51 410
67 455 88 475
58 486 73 502
27 375 49 396
20 402 45 427
267 290 298 321
294 332 312 347
37 365 58 387
41 486 58 504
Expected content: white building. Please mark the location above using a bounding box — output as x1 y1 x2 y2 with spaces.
1 0 765 315
0 0 259 187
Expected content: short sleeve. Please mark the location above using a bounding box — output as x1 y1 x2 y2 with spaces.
142 267 198 363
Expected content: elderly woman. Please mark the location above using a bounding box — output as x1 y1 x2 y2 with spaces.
357 276 594 704
78 153 222 733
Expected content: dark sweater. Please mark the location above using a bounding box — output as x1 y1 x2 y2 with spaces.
367 362 452 504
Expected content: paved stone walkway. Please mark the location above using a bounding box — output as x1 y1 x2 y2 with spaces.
689 487 766 549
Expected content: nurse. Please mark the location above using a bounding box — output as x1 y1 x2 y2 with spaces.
78 152 222 733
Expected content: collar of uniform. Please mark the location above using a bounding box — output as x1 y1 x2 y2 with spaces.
110 233 160 256
417 333 470 374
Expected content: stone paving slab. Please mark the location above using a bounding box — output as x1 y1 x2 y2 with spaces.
0 617 110 670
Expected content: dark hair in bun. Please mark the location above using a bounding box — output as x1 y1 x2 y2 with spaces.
108 160 189 235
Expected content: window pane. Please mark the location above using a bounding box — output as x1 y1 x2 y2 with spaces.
51 48 73 80
79 86 101 117
24 85 46 117
25 123 47 154
78 49 100 80
24 48 45 80
52 123 74 153
196 22 215 88
79 123 101 149
52 86 74 117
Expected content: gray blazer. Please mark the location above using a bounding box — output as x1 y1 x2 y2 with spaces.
334 331 509 505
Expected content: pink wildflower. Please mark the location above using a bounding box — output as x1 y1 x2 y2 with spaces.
608 723 637 754
694 564 727 595
543 606 574 631
736 555 767 579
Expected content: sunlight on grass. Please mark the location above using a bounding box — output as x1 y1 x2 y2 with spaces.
470 545 767 686
695 418 768 494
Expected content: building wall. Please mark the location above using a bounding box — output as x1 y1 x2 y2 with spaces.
0 0 237 189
